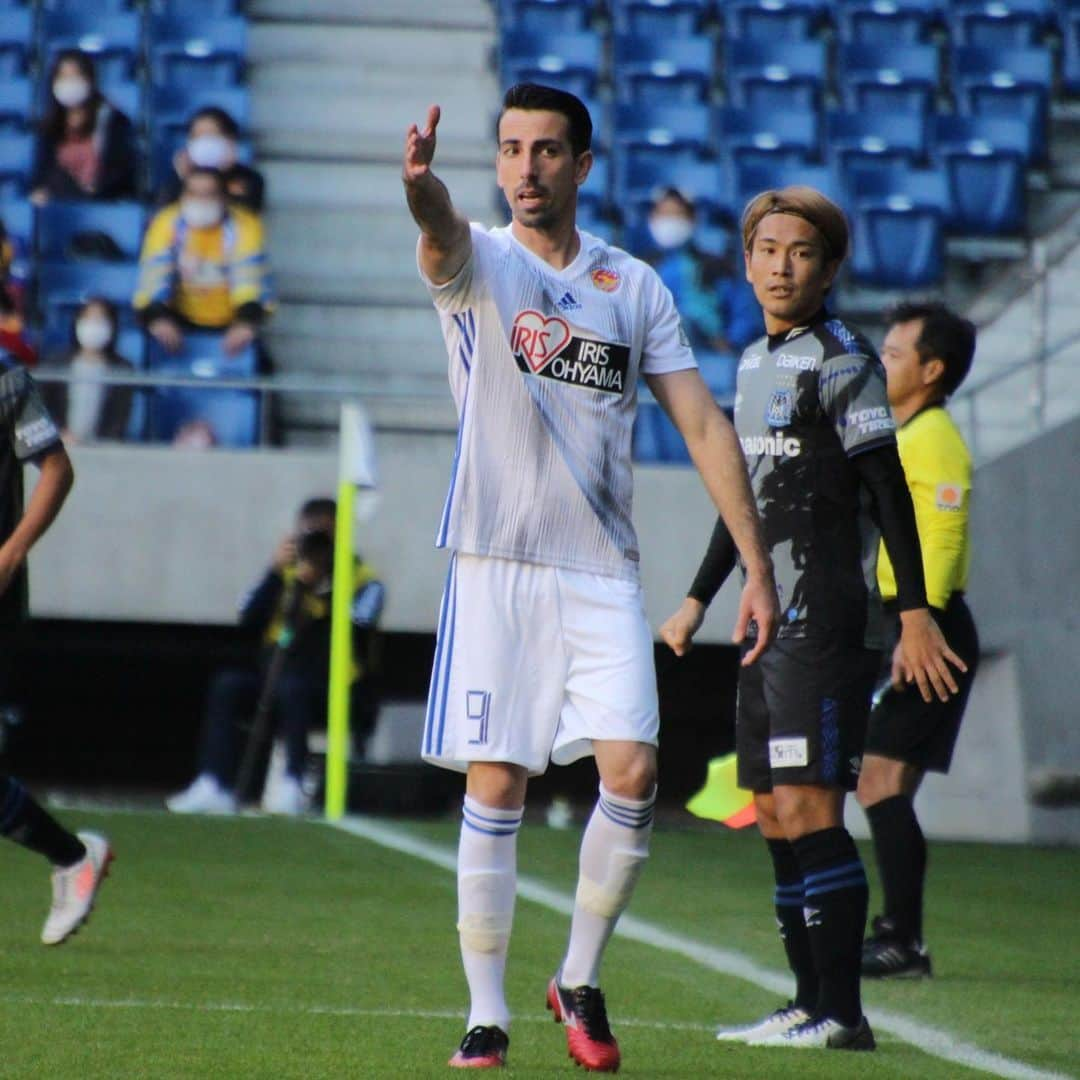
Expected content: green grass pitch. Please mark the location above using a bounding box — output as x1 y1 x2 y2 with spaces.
0 809 1075 1078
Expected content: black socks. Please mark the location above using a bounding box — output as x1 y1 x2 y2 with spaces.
0 776 85 867
866 793 927 944
766 837 818 1012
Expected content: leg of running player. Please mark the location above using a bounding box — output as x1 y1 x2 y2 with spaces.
449 760 527 1068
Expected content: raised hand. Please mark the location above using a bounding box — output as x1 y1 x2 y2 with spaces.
404 105 441 184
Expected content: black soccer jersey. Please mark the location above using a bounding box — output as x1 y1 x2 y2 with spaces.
0 355 63 623
734 310 896 648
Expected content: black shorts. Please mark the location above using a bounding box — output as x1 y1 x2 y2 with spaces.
736 635 881 793
864 593 979 773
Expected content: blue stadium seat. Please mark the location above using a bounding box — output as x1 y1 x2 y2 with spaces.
717 105 820 169
612 103 713 178
933 112 1033 163
633 400 691 464
733 161 843 211
149 0 244 11
951 46 1052 162
725 1 824 41
837 42 940 114
0 132 33 197
147 334 260 448
611 0 711 35
115 326 146 368
36 201 146 262
941 147 1027 234
0 198 32 251
845 164 950 212
826 110 926 191
850 204 945 286
42 11 142 83
500 30 603 97
150 15 247 89
578 150 609 214
725 39 828 112
1063 10 1080 93
833 0 939 44
38 261 139 308
499 0 594 31
575 202 616 241
43 0 136 9
0 77 31 132
100 80 143 127
0 8 32 76
613 34 714 105
949 0 1051 47
618 157 732 225
150 84 250 137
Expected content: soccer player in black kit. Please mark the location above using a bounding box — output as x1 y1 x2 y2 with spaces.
661 188 966 1050
0 352 112 944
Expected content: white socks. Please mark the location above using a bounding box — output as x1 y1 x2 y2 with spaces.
457 795 522 1031
560 783 656 989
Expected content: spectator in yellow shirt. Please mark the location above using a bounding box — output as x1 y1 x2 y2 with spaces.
134 167 274 358
857 301 979 980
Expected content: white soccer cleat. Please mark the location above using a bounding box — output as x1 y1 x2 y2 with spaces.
165 773 237 815
716 1003 810 1044
41 831 113 946
261 774 307 817
757 1014 876 1050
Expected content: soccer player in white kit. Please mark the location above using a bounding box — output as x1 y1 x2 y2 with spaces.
403 84 779 1072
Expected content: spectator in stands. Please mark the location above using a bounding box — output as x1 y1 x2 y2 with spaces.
134 166 274 358
40 298 134 444
156 106 265 214
30 50 138 206
166 497 385 817
644 187 763 360
0 216 28 315
0 285 35 369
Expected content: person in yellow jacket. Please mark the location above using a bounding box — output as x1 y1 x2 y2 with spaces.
133 166 274 358
857 301 979 979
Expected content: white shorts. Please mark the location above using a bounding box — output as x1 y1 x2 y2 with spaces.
422 553 659 775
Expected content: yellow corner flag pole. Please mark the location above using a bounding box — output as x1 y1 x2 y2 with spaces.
326 402 378 820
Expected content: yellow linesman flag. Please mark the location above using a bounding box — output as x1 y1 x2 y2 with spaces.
686 753 756 828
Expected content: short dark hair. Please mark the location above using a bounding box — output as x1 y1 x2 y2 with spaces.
187 105 240 139
498 83 592 158
300 497 336 523
886 300 976 398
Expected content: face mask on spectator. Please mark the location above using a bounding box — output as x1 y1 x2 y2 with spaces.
75 318 112 352
53 77 91 108
181 198 224 229
649 215 694 251
187 134 235 170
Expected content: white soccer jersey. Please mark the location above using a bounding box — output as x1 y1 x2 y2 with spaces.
421 223 696 581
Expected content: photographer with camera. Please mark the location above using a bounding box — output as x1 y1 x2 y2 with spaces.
166 497 385 816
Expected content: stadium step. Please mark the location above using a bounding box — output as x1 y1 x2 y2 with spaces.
250 0 492 29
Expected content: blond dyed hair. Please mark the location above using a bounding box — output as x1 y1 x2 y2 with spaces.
741 186 850 263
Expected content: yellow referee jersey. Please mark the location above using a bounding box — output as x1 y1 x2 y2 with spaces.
878 404 972 609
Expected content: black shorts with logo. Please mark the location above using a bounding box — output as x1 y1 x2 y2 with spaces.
736 635 881 793
864 593 979 773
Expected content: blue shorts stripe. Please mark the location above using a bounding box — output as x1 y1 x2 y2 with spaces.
424 557 456 755
434 556 459 756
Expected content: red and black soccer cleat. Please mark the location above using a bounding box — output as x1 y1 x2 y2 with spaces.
546 977 621 1073
448 1025 509 1069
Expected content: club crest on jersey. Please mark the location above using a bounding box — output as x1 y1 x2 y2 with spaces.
511 309 630 395
765 389 793 428
510 310 572 373
591 267 620 292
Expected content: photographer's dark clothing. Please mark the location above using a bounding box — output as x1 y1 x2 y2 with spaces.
32 104 137 201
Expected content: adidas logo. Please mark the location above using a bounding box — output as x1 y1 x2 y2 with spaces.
556 291 581 312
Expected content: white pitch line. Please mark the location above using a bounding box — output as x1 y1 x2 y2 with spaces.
328 814 1074 1080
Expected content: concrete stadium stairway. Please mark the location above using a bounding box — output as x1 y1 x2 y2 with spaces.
248 0 499 441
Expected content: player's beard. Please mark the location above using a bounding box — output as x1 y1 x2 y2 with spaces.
512 185 563 231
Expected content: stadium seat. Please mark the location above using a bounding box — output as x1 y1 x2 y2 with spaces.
951 46 1052 162
150 84 250 138
38 261 139 315
115 326 146 369
850 203 945 286
0 77 31 132
610 0 711 35
149 0 244 11
725 39 828 112
612 34 714 105
500 30 603 97
833 0 939 44
949 0 1051 47
0 9 32 76
933 112 1034 164
941 147 1027 234
725 1 825 41
499 0 594 31
826 110 926 191
1063 10 1080 93
575 202 616 241
633 400 691 464
0 198 32 252
0 132 33 197
837 42 940 114
42 11 142 82
43 0 137 9
733 161 843 211
578 150 609 214
100 80 143 127
617 157 732 226
36 201 146 262
717 105 820 167
612 103 713 177
147 334 260 448
150 15 247 89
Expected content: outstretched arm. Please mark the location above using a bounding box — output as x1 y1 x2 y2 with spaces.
647 369 778 664
403 104 472 285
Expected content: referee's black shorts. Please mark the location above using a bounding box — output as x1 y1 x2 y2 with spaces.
863 593 979 774
736 635 881 793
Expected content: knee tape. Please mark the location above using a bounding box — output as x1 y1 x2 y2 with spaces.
457 912 513 954
575 849 648 918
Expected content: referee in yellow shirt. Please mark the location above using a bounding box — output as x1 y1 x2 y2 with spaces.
857 301 979 978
